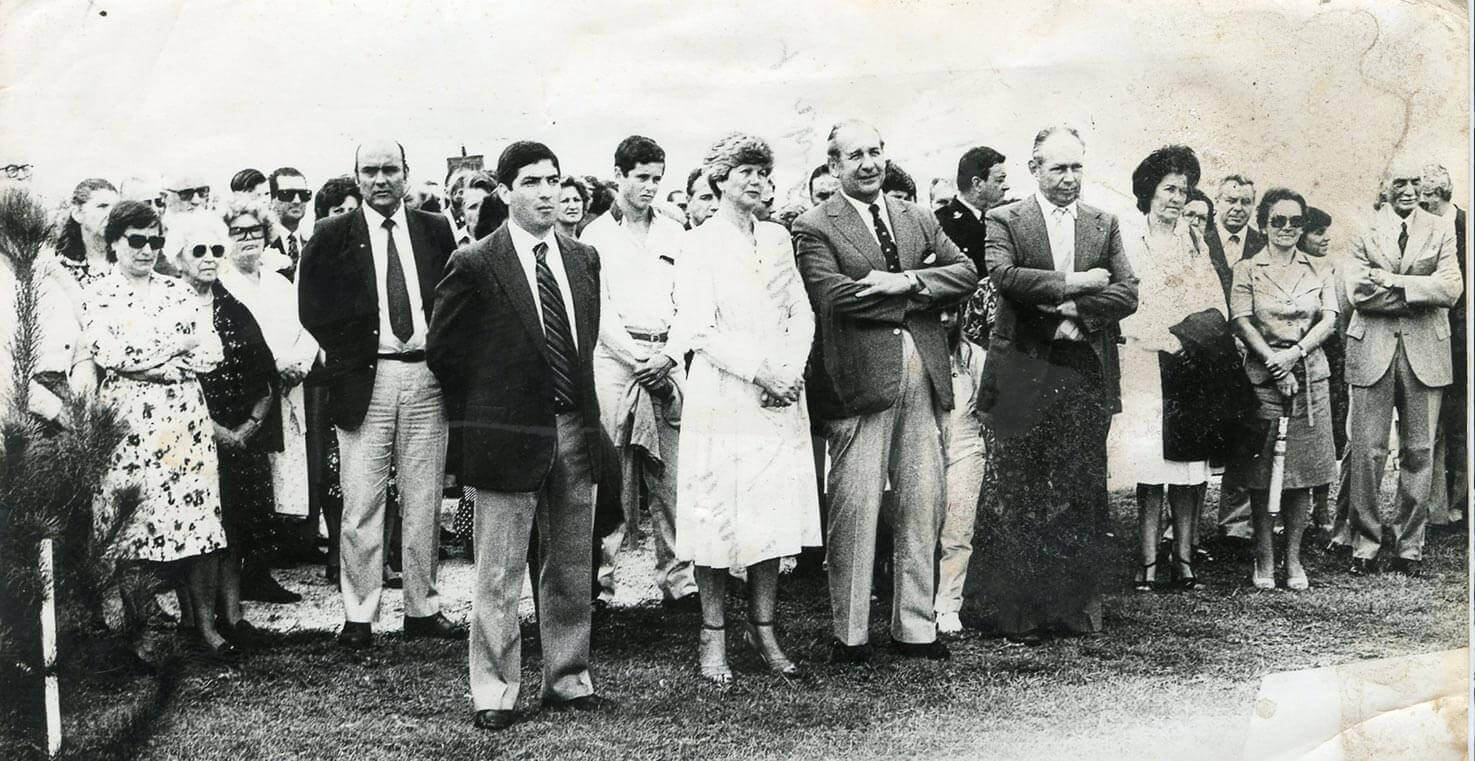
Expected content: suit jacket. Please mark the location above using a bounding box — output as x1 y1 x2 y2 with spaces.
1345 205 1463 387
426 223 603 492
1202 223 1266 305
980 195 1138 427
793 194 978 420
936 198 989 275
297 206 455 429
1449 206 1467 390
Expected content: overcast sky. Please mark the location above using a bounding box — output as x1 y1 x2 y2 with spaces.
1 0 1468 229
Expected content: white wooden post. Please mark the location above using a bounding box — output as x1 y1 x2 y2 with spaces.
39 538 60 757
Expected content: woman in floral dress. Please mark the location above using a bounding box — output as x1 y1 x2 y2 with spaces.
82 201 232 654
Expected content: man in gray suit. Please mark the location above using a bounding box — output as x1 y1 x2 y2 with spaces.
1343 161 1462 576
794 120 977 664
978 125 1137 643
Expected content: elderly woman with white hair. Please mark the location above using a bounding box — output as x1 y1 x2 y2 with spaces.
170 210 285 643
670 132 822 685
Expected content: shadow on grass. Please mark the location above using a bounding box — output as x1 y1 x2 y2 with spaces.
103 497 1473 760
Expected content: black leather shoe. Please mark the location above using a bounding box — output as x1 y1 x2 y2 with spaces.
1348 557 1379 576
1389 558 1424 577
891 638 951 660
241 571 302 604
473 709 516 731
829 640 870 664
218 618 268 648
404 613 466 640
544 694 616 712
338 622 372 649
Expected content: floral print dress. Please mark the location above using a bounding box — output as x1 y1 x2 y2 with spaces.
84 271 228 563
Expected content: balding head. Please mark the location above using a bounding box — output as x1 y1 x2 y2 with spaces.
356 139 409 215
1381 156 1423 216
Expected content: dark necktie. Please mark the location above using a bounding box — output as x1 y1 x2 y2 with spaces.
383 218 414 343
533 242 580 411
1398 222 1409 255
868 203 902 273
1228 233 1240 245
287 234 300 265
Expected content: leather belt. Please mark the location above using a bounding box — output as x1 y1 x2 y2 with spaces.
377 351 426 362
628 330 668 343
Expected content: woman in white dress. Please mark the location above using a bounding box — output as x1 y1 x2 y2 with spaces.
1117 146 1225 590
671 132 821 685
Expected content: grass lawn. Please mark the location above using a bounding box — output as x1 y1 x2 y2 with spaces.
133 490 1467 761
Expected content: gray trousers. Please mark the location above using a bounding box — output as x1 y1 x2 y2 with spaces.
469 413 596 711
1345 344 1444 560
336 360 447 623
824 333 944 646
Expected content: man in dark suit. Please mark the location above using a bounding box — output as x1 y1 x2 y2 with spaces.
268 167 312 280
936 145 1009 275
980 125 1137 643
794 120 978 664
1210 173 1267 544
1421 163 1467 530
428 141 609 732
298 139 461 648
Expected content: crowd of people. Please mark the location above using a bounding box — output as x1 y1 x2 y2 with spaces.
2 119 1466 732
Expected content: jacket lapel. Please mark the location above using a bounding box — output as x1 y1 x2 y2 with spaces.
886 196 923 268
1074 205 1106 272
1018 196 1053 270
827 197 886 270
486 225 548 361
349 209 376 309
1396 209 1431 273
555 233 597 354
404 210 440 317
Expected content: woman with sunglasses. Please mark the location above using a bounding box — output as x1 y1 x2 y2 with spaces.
82 201 232 655
219 196 316 603
171 210 286 644
1226 188 1339 591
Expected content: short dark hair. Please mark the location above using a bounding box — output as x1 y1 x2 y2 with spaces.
1301 206 1332 235
496 141 561 189
1187 187 1215 220
686 168 705 197
230 168 266 193
955 146 1005 193
614 135 665 174
882 161 916 201
268 167 305 195
466 171 498 194
1255 187 1307 230
314 175 361 219
1131 145 1201 214
666 189 685 203
808 164 831 196
103 200 161 261
57 177 118 263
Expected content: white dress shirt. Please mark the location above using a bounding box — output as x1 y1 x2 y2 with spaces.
1218 218 1252 267
360 203 429 353
1035 191 1085 340
582 207 686 366
508 219 580 348
843 191 896 245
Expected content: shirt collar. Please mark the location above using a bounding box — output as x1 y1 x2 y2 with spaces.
361 202 408 232
1252 247 1314 267
1376 203 1420 230
508 218 557 257
1035 191 1076 220
955 196 985 221
842 190 886 222
1217 217 1248 242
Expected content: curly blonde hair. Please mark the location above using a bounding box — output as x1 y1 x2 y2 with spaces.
701 132 774 196
218 192 279 239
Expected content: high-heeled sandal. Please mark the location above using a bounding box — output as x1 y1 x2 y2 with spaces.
743 620 801 676
1133 561 1158 592
698 624 732 687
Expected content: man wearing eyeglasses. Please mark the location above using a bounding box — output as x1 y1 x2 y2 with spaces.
165 173 211 213
1343 161 1463 577
268 167 313 280
298 139 463 648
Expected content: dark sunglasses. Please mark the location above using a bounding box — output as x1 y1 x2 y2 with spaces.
191 244 227 259
170 186 210 201
123 234 166 251
274 189 312 203
1267 215 1304 229
228 224 266 240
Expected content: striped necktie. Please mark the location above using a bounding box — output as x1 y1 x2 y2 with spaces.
533 242 579 411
